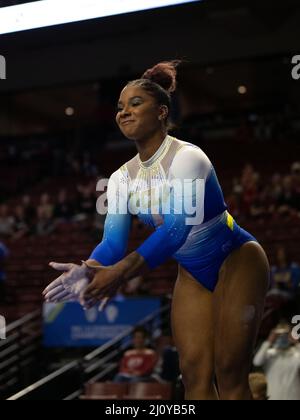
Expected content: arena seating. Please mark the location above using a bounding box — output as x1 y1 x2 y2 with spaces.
80 381 172 400
1 138 299 323
80 382 129 400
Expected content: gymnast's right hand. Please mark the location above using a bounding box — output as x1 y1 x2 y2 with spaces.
42 262 91 303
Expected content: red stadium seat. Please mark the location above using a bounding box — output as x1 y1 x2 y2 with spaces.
80 382 129 400
125 383 172 400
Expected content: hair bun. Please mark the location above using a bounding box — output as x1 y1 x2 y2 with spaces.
142 60 181 93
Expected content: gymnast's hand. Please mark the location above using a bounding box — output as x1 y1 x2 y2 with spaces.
82 263 125 310
42 262 94 303
82 252 147 310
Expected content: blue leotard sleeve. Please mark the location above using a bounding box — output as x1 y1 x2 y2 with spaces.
136 147 210 269
136 205 194 269
89 170 131 266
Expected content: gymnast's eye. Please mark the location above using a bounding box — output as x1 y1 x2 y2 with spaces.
131 100 142 106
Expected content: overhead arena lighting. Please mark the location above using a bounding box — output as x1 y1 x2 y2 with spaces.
0 0 201 35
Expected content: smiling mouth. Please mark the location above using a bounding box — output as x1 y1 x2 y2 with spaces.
121 120 135 126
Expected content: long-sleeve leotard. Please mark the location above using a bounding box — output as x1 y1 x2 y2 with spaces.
90 135 227 270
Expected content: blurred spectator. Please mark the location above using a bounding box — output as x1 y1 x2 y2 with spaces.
278 176 297 211
269 246 300 298
291 162 300 191
0 204 15 237
13 205 30 239
22 195 36 226
240 164 260 214
249 190 269 221
227 178 243 219
37 194 54 220
249 372 268 400
0 242 9 303
36 207 56 236
232 177 243 196
75 183 95 219
114 327 158 383
290 162 300 211
268 173 283 202
82 152 98 177
241 164 260 189
54 189 74 222
253 323 300 400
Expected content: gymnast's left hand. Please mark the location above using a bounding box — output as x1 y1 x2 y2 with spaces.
82 264 125 310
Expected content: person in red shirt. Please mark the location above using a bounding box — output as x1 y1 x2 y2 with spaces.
114 326 158 383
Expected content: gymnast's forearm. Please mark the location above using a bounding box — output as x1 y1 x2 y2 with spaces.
84 251 149 282
114 251 150 281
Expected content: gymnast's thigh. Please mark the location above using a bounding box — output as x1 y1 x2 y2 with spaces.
171 265 215 372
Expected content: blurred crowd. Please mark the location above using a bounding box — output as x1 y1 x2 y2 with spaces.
1 160 300 240
114 320 300 400
0 183 105 240
114 326 179 385
227 161 300 223
269 246 300 299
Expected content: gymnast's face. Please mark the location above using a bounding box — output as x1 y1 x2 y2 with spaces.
116 85 165 141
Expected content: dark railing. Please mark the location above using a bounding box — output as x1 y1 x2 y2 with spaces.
8 303 170 400
0 310 42 399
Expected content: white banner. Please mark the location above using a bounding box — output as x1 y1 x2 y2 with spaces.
0 55 6 79
0 315 6 340
0 0 199 35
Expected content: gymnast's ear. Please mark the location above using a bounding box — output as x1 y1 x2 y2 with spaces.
158 105 169 121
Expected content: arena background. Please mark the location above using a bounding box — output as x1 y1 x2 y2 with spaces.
0 0 300 401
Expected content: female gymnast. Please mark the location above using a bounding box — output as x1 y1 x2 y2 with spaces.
43 61 270 400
